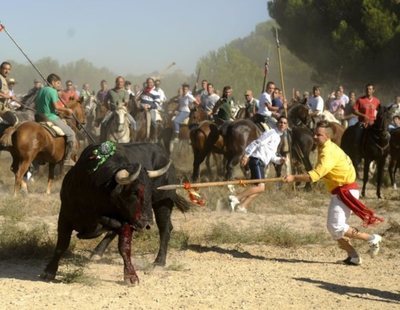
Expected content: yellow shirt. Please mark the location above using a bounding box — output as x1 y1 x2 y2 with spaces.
308 139 356 192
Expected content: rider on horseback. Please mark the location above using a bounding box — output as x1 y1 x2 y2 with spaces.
352 83 380 152
34 73 77 166
253 81 280 129
0 61 17 113
212 86 236 125
173 83 199 141
101 76 137 133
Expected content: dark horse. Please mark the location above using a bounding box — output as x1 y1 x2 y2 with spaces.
190 116 260 180
0 100 85 195
341 105 390 198
389 128 400 189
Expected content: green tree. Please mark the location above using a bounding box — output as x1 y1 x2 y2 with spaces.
196 20 314 103
268 0 400 96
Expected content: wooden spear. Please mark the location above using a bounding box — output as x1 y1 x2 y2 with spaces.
157 177 284 191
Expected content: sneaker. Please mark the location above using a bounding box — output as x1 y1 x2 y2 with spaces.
236 206 248 214
63 159 76 166
228 195 240 204
342 256 362 266
368 234 382 258
227 184 236 194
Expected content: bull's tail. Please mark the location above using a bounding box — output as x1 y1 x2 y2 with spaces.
172 192 191 212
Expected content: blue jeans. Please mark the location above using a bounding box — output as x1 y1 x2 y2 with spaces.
249 156 265 180
52 118 76 144
173 111 190 133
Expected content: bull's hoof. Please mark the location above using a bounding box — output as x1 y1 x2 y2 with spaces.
40 271 56 281
153 259 166 267
124 274 139 285
91 254 102 261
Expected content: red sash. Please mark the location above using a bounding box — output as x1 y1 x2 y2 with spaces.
331 182 384 226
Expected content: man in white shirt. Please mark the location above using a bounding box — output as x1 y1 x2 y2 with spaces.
155 79 167 106
229 116 288 213
338 85 350 106
173 83 199 140
202 83 220 117
255 81 280 128
308 86 324 118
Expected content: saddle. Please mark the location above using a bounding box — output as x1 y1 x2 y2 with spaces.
40 122 65 137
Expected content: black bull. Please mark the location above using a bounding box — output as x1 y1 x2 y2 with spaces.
41 143 190 284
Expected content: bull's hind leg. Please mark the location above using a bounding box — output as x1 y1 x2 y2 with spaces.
41 213 73 281
153 200 173 266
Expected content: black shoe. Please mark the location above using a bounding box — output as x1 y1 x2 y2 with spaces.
341 256 362 266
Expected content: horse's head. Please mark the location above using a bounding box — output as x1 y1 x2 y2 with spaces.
373 105 391 133
288 103 311 127
188 107 207 127
115 106 129 133
63 99 86 127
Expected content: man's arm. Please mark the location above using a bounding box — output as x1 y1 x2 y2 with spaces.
284 174 312 183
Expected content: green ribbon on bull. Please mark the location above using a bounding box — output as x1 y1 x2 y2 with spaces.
90 141 117 172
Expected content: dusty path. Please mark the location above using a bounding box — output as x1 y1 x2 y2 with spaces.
0 209 399 310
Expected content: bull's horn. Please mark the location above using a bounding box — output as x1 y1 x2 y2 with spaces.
115 164 142 185
147 160 172 178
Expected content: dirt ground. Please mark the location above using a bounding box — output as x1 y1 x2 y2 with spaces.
0 151 399 309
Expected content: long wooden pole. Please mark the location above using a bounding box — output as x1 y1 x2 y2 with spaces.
261 57 269 93
275 27 287 118
157 177 284 191
0 22 95 143
274 28 294 179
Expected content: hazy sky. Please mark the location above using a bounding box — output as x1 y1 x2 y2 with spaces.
1 0 270 76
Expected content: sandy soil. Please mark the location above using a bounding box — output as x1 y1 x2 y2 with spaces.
0 197 399 309
0 152 399 309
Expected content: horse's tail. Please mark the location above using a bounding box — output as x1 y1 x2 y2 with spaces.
0 126 17 147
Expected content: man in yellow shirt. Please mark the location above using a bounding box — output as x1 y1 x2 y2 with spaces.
284 120 383 265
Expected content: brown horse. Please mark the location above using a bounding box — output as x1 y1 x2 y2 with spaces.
0 100 86 195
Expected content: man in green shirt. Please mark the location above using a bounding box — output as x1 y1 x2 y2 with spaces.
35 73 76 166
213 85 235 124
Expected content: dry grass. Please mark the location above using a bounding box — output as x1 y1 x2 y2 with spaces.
201 222 328 247
0 220 55 259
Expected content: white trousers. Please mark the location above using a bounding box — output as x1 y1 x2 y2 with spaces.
327 189 359 240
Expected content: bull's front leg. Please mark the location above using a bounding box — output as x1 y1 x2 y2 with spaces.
41 215 72 281
118 223 139 285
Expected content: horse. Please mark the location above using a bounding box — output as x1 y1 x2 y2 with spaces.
82 94 100 144
100 105 132 143
223 119 260 179
341 105 391 198
388 128 400 189
287 103 311 127
0 99 86 195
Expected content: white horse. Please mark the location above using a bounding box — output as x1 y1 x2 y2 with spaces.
102 106 131 143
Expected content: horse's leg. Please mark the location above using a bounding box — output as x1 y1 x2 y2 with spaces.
192 150 207 181
205 153 213 179
225 154 235 180
389 157 396 189
14 159 31 196
362 157 371 197
46 163 56 195
376 157 386 199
